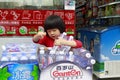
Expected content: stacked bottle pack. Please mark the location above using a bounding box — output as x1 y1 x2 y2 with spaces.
38 47 96 70
0 43 38 63
38 32 96 70
0 43 40 80
72 48 96 69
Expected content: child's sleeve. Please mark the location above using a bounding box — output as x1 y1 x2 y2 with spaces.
73 40 82 48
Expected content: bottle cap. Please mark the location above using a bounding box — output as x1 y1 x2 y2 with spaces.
59 51 64 54
69 51 73 55
50 50 56 54
90 59 96 64
40 47 44 50
47 47 52 50
2 45 6 51
86 66 91 70
10 56 18 61
69 36 74 40
29 55 37 60
63 32 67 36
1 57 9 61
60 32 67 38
40 50 45 54
20 56 28 60
85 53 91 58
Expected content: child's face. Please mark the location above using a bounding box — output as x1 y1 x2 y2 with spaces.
47 28 61 39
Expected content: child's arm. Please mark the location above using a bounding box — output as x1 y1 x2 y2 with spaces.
33 32 46 42
54 37 82 48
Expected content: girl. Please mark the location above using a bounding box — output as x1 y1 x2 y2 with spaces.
33 15 82 49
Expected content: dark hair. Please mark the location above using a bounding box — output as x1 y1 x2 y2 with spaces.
44 15 65 34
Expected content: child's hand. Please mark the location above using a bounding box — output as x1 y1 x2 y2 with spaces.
54 37 67 46
33 32 46 42
36 32 46 39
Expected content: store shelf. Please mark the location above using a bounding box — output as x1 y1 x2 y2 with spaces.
75 8 83 13
98 1 120 8
97 15 120 19
75 1 86 9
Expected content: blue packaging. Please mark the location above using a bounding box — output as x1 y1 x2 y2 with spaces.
77 25 120 78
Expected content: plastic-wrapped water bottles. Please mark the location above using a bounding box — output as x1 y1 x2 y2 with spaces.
0 43 38 62
73 48 91 58
39 47 48 69
52 32 67 51
56 51 66 61
73 48 95 69
74 53 95 69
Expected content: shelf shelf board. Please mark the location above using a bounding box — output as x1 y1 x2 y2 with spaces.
98 1 120 8
96 15 120 19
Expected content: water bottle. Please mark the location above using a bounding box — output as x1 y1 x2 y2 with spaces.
1 56 9 61
66 51 74 62
48 50 56 65
75 54 95 69
63 36 74 52
0 52 9 61
60 32 67 38
74 55 87 68
10 56 19 61
20 55 28 61
56 51 65 61
73 48 91 58
29 54 37 60
39 48 47 69
52 32 67 51
86 57 96 69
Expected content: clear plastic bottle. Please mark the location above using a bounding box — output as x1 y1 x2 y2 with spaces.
9 52 19 61
67 51 74 62
10 56 19 61
86 57 96 67
74 54 95 69
60 32 67 38
29 55 37 60
39 48 47 69
47 50 56 65
73 48 91 58
56 51 65 61
85 58 96 70
0 52 9 61
52 32 67 51
1 56 9 61
20 55 28 61
63 36 74 52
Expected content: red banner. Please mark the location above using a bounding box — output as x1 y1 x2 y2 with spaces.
0 9 75 36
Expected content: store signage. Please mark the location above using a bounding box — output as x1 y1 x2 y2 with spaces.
0 9 75 36
50 63 83 79
40 61 93 80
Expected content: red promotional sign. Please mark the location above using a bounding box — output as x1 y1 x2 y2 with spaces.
64 10 75 25
0 9 75 36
